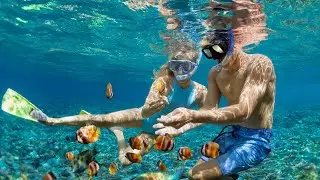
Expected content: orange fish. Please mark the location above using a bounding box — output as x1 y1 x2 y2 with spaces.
201 142 219 158
156 79 165 95
178 147 192 160
21 173 27 180
157 160 166 172
106 82 113 99
88 161 100 177
125 152 142 163
129 137 149 151
43 172 56 180
109 162 118 175
76 125 101 144
65 152 75 161
154 134 174 151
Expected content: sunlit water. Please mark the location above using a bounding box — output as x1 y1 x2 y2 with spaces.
0 0 320 179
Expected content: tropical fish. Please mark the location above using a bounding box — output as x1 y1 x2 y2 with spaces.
178 147 192 160
76 125 101 144
65 152 75 161
109 162 118 175
106 82 113 99
157 160 166 172
21 173 27 180
200 142 219 158
88 161 100 178
125 152 142 163
43 172 56 180
129 137 149 151
156 79 165 95
154 134 174 151
71 147 98 173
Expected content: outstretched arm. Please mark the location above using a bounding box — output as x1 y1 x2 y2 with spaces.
32 108 143 128
32 77 170 127
193 57 274 125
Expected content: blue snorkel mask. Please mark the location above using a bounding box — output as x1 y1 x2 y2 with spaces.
168 50 202 81
201 28 234 64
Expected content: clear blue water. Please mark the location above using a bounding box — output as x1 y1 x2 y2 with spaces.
0 0 320 179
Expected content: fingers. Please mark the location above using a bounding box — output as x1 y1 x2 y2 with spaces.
155 127 180 136
157 115 171 124
153 123 165 129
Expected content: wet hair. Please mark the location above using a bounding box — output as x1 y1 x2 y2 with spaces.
153 37 199 79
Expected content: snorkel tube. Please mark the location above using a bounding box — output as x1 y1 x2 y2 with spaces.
219 28 235 66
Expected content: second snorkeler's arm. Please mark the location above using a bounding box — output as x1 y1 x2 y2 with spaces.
154 82 211 135
141 76 171 118
35 108 143 128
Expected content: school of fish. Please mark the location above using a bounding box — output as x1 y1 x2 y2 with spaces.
38 83 222 179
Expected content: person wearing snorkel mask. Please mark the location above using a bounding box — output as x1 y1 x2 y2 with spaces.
29 42 208 166
154 28 276 179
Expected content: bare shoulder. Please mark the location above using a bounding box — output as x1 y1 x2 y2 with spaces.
248 54 274 69
208 65 220 81
247 54 275 81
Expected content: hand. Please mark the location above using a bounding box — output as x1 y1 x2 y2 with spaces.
142 94 169 117
155 107 194 127
154 126 182 136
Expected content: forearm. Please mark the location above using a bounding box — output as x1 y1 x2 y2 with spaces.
193 105 247 125
49 108 143 127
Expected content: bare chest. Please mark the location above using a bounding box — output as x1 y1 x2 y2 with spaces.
216 68 247 103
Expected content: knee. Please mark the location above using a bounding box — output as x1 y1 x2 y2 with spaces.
119 157 132 166
188 167 222 180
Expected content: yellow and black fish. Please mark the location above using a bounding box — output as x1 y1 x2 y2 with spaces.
70 147 98 173
157 160 166 172
109 162 118 175
200 142 219 158
154 134 174 151
43 172 56 180
88 161 100 178
178 147 192 160
129 137 149 151
156 79 165 95
76 125 101 144
106 82 113 99
125 152 142 163
65 152 75 161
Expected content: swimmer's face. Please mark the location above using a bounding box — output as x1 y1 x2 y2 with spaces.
200 32 230 64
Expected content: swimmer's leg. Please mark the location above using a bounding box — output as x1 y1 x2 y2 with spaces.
30 108 143 127
117 132 155 166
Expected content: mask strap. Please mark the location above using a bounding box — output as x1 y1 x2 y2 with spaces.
227 28 234 56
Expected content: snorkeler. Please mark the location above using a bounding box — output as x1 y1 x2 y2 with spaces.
154 28 275 179
29 41 208 166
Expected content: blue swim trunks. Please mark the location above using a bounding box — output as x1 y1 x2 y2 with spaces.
201 125 272 176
